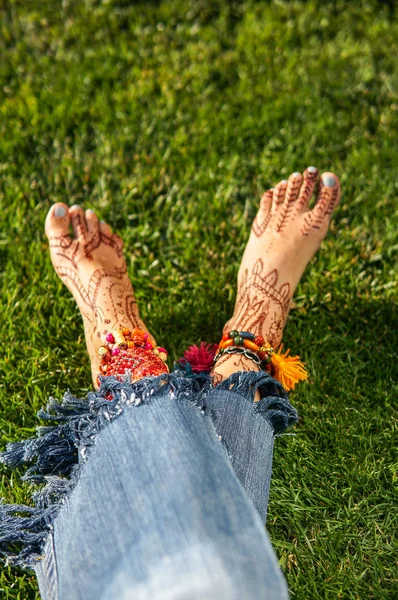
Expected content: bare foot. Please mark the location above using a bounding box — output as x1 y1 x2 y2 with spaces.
212 168 341 385
45 203 152 387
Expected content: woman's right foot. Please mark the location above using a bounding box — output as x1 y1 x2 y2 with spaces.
45 204 152 388
212 168 341 385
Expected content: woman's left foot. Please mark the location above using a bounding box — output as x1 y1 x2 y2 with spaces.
225 168 341 347
212 168 341 386
45 204 151 387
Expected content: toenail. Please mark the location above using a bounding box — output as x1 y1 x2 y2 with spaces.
292 172 301 178
322 174 336 188
70 204 80 210
307 166 317 173
281 180 287 184
86 209 95 214
54 205 67 217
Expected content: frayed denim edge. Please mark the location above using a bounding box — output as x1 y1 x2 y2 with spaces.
0 370 297 569
210 371 298 434
0 372 209 569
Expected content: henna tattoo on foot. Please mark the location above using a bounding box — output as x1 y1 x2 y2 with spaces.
212 168 341 384
45 204 150 386
225 259 290 347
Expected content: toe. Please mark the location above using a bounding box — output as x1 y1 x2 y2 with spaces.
100 221 124 253
113 232 124 250
283 171 303 206
69 204 87 238
297 166 318 210
271 179 288 211
99 220 112 238
85 209 100 235
314 172 341 217
251 189 273 237
260 189 273 212
45 202 71 240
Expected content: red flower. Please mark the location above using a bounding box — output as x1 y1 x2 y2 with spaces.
183 342 218 372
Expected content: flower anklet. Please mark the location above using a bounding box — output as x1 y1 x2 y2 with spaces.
97 327 169 386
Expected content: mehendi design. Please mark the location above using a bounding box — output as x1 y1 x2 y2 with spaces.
211 371 224 387
251 190 273 238
212 170 340 383
223 259 291 348
48 229 139 337
274 179 301 233
325 186 340 216
295 170 318 213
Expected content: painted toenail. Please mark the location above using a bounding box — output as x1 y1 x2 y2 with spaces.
307 166 317 173
322 174 336 188
292 172 301 177
70 204 80 210
281 180 287 184
86 209 95 214
54 205 67 217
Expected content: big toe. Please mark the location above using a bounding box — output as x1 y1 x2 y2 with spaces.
45 203 71 239
314 172 341 217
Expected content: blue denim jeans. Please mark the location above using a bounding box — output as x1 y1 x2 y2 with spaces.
1 371 298 599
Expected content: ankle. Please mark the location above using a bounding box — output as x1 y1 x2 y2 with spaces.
211 355 262 401
223 319 283 350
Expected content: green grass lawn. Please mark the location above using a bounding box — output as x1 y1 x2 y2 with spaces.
1 0 397 597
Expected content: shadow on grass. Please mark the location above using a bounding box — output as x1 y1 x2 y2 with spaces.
159 291 398 392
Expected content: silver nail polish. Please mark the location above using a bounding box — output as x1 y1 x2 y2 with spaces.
70 204 80 210
322 174 336 188
292 172 301 177
86 209 95 214
54 206 67 217
307 166 317 173
281 180 287 184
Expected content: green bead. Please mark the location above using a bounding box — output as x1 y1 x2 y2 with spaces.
229 330 239 339
234 335 243 345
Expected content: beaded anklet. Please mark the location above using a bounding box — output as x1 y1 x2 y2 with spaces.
213 346 262 368
97 327 169 387
217 330 273 367
214 330 307 392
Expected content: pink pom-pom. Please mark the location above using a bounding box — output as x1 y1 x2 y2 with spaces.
112 347 120 356
157 347 167 355
106 333 115 344
183 342 218 373
143 333 149 341
144 342 153 350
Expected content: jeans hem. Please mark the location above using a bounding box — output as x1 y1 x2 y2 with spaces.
0 369 297 569
210 371 298 434
0 372 210 568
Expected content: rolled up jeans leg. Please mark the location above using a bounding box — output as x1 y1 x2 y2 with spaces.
204 371 298 522
1 372 294 599
35 388 288 599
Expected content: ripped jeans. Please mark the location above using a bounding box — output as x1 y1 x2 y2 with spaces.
0 371 298 600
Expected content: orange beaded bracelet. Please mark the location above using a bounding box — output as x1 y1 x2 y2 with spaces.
215 329 308 392
217 330 274 364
